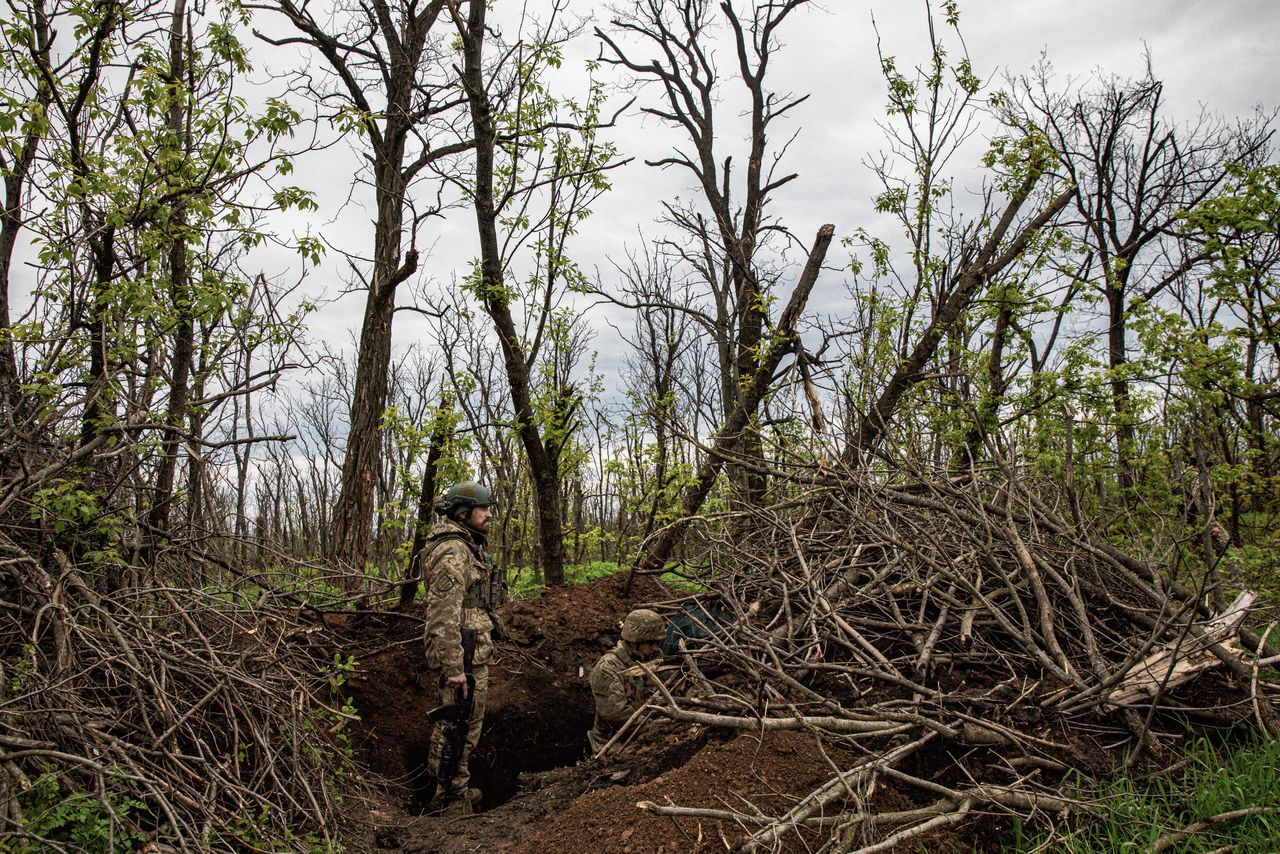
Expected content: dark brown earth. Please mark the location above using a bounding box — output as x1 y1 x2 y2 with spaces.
505 730 851 854
334 572 710 852
326 573 994 853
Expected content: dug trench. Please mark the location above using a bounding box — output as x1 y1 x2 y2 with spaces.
333 573 709 851
327 572 981 853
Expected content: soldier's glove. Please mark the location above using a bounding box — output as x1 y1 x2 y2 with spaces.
490 613 507 642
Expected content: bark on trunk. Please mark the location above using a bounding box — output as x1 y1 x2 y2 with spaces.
399 393 453 609
0 0 50 423
328 111 418 586
458 0 566 585
148 0 192 541
1106 281 1135 490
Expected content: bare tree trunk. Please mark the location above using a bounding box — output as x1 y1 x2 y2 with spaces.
455 0 567 585
184 366 206 536
1106 282 1135 490
0 1 50 422
597 0 814 510
148 0 192 541
630 224 834 587
960 297 1012 467
79 222 117 446
263 0 450 590
399 392 453 609
233 340 255 562
1243 337 1269 512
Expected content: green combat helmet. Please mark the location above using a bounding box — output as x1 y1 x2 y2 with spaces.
433 481 497 521
620 608 666 643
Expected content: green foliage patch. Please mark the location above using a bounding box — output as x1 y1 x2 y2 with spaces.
5 772 146 853
506 560 707 600
508 560 620 599
1017 736 1280 852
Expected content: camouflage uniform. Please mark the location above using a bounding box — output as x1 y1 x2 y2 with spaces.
589 640 649 744
420 518 495 803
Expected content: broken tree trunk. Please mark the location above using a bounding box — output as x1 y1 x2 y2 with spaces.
626 224 835 592
843 179 1073 467
1107 590 1257 706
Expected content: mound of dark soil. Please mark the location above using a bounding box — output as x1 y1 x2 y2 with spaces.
335 572 929 853
329 570 1036 853
340 572 668 814
508 730 851 854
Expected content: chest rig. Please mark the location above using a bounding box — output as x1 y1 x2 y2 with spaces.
442 533 491 611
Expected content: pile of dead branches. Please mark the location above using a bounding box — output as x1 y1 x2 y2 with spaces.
626 472 1280 853
0 530 359 852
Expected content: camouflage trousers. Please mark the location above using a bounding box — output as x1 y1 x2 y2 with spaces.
426 665 489 799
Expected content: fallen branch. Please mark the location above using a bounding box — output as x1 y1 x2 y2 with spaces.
845 798 974 854
1106 591 1257 706
653 705 912 736
1151 806 1280 853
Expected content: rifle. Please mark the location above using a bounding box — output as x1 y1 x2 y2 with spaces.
427 628 477 797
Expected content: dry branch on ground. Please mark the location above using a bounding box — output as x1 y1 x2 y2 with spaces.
0 529 359 851
623 470 1280 853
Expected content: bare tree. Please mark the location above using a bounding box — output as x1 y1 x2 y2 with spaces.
255 0 469 588
449 0 622 585
1021 62 1267 488
146 0 194 540
597 0 814 506
631 222 833 584
837 8 1074 467
615 243 700 550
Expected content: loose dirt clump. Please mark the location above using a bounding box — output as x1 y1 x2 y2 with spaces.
508 730 850 854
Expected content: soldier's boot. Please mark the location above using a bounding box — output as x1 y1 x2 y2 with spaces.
432 787 482 817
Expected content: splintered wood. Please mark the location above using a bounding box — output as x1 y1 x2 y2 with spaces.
1106 590 1256 706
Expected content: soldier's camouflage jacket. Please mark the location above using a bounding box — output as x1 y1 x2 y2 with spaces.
589 640 648 737
419 519 495 674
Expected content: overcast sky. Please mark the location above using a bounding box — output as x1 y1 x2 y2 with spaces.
258 0 1277 390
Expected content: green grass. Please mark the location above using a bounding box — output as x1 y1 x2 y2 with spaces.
507 560 623 599
656 569 707 592
1017 735 1280 852
506 560 708 599
201 564 349 610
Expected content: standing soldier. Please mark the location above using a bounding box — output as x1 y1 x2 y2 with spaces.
420 481 500 815
588 608 666 751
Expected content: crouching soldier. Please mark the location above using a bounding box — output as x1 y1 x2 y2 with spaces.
588 608 666 751
421 481 499 815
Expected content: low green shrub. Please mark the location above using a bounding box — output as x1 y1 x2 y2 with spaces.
5 772 146 853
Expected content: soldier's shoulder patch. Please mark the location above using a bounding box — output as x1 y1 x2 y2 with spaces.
432 571 461 591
